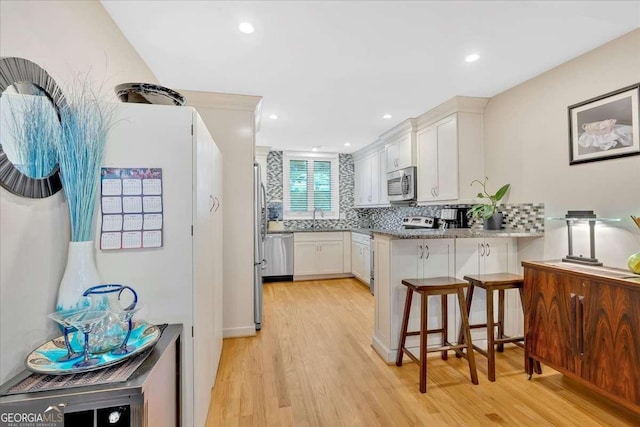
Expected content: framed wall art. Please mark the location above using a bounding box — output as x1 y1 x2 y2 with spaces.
568 83 639 165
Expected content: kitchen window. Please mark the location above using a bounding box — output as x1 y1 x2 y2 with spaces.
283 152 339 219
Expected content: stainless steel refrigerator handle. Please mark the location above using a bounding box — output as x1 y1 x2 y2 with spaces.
261 183 267 242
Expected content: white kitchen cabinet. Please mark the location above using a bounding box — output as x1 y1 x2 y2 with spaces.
294 232 348 278
363 244 371 283
351 232 371 284
454 237 518 341
377 146 389 205
372 235 456 362
354 156 367 206
379 119 416 173
414 98 487 204
352 241 364 279
417 114 458 202
354 151 379 207
294 241 321 276
385 133 415 172
96 103 222 427
317 241 345 274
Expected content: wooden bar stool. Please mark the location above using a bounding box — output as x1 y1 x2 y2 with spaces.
456 273 542 381
396 276 478 393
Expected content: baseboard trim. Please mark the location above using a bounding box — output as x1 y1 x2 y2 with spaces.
223 326 257 338
371 335 396 364
293 273 354 281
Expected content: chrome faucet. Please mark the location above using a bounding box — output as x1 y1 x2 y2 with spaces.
312 208 324 229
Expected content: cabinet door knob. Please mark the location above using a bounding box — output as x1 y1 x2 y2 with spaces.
424 245 430 259
480 243 485 257
418 244 424 259
486 243 490 256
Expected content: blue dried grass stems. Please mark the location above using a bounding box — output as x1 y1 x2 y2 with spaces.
56 76 115 242
2 92 60 178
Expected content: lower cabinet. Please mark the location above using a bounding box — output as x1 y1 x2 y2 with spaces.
523 262 640 414
372 235 455 362
455 238 518 339
293 232 348 278
351 233 371 284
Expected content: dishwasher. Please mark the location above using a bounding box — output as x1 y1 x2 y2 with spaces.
263 233 294 282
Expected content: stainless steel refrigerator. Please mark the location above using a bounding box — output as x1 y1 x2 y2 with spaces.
253 162 267 330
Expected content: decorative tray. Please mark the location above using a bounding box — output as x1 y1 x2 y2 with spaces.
114 82 186 106
25 322 161 375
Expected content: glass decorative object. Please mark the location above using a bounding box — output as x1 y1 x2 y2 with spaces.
82 284 138 353
110 304 143 355
47 308 87 362
66 310 108 368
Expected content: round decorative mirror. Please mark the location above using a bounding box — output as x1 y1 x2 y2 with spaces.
0 57 65 198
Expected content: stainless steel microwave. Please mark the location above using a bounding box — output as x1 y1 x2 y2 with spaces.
386 166 416 202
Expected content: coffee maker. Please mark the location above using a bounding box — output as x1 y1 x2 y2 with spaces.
439 207 470 228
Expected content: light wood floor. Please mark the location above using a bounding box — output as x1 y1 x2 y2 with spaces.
207 278 639 426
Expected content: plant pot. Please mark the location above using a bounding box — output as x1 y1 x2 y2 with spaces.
483 213 504 230
56 241 102 312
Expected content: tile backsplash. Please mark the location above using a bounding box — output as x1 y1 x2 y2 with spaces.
265 151 544 232
360 203 544 232
266 151 360 229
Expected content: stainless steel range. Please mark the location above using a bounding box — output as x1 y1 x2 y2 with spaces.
402 216 438 229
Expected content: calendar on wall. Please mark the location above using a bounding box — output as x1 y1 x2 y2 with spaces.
100 168 163 250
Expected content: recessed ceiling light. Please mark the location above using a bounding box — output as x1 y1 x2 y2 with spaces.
238 22 255 34
465 53 480 63
344 142 351 147
268 114 278 120
311 147 318 152
383 114 392 119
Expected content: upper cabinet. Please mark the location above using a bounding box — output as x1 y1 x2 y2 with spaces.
415 97 488 204
381 119 417 173
417 115 458 202
354 144 388 208
354 151 379 206
353 96 488 206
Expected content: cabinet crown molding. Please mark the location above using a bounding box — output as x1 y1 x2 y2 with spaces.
352 138 383 160
416 96 489 128
379 118 417 142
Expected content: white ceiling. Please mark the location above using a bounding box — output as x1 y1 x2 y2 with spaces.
101 1 640 154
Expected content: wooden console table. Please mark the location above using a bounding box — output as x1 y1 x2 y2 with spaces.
522 261 640 414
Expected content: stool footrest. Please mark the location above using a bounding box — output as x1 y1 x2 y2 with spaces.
406 328 445 337
495 336 524 345
401 342 469 361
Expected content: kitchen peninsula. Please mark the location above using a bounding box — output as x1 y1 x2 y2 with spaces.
371 228 543 363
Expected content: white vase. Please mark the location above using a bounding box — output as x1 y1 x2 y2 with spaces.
56 241 102 311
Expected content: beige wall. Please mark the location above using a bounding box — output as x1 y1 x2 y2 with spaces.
0 1 158 383
180 90 262 338
484 29 640 269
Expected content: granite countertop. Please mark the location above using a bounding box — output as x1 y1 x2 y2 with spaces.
267 228 352 234
266 227 543 239
370 228 545 239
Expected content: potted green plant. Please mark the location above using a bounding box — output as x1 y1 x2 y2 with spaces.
469 177 511 230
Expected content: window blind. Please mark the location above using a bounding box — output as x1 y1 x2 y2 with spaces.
283 152 340 220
